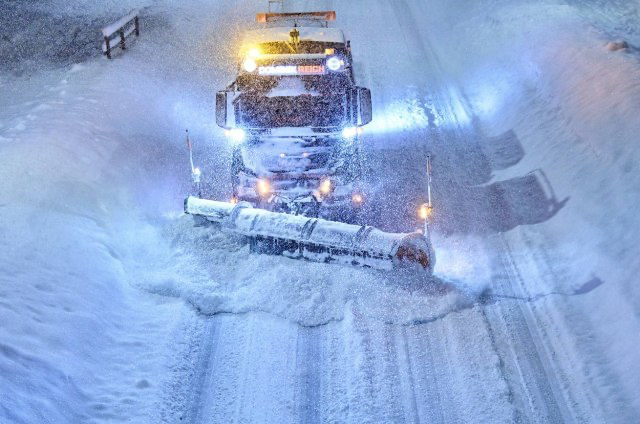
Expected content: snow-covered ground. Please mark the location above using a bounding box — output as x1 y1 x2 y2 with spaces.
420 0 640 418
1 0 639 422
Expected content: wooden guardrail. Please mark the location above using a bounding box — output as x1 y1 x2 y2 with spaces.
101 10 140 59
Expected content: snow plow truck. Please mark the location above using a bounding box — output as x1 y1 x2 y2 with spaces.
184 10 435 274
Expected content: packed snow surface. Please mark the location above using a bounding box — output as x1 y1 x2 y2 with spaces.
1 0 640 422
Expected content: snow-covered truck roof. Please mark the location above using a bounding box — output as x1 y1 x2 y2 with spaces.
241 27 346 48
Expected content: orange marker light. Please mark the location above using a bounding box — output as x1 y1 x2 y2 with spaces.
257 179 271 197
319 179 332 195
419 204 431 220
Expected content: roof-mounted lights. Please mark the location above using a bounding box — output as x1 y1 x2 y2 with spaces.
289 27 300 46
247 47 261 58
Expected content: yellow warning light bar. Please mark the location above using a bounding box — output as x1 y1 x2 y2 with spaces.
257 11 336 23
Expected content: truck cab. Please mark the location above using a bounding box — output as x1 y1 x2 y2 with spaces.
215 11 372 220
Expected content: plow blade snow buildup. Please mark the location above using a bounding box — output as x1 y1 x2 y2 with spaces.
185 196 435 273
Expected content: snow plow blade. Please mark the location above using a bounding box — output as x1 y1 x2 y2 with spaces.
185 196 435 273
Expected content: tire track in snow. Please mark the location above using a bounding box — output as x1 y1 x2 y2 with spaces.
155 309 211 423
185 320 220 424
190 314 299 423
295 329 321 423
161 303 516 422
402 325 446 423
481 234 569 423
485 231 615 422
392 326 420 424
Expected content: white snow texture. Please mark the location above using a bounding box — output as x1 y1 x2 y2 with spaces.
1 0 639 422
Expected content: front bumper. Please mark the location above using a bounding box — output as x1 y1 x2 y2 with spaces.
236 175 363 221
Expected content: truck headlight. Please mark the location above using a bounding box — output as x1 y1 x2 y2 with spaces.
326 56 342 71
243 58 257 73
224 128 246 143
342 127 363 138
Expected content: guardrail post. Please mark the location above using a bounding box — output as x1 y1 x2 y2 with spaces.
119 28 126 50
104 36 111 59
134 16 140 36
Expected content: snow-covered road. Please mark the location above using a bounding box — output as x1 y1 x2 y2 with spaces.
2 0 640 422
155 2 567 422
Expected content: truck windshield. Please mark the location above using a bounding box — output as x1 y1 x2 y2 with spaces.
237 73 351 93
235 93 349 128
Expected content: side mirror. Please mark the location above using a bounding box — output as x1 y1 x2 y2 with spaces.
215 91 229 129
355 87 372 126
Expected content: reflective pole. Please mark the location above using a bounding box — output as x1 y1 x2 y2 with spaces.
420 154 433 241
186 130 201 197
427 153 432 210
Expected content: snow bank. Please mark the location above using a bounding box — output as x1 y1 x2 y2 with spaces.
0 51 198 419
0 3 216 418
